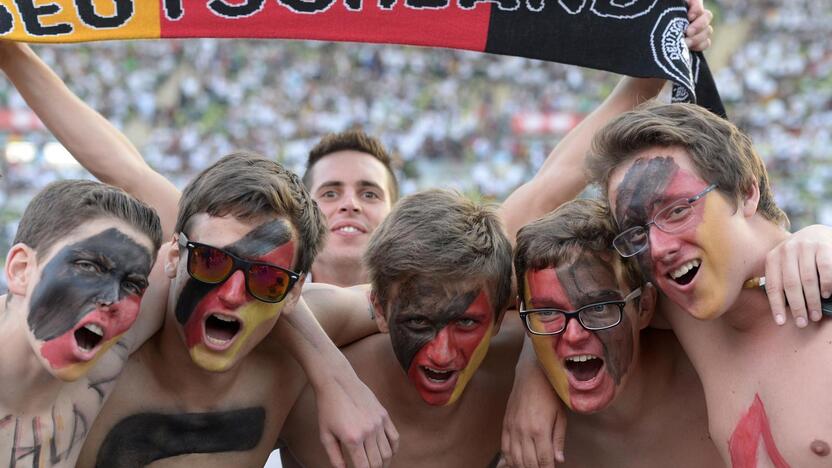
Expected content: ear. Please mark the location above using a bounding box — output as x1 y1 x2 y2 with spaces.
165 236 180 279
5 243 36 297
740 180 760 218
284 273 307 307
636 283 657 330
370 291 390 333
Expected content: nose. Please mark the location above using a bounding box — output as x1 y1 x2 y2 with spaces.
338 191 362 214
424 327 458 367
95 282 120 309
561 316 591 344
217 269 249 308
648 224 681 262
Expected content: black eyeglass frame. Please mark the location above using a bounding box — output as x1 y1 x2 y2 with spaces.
612 184 719 258
519 288 642 336
177 232 301 304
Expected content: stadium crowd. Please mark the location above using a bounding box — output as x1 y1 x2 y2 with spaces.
0 0 830 261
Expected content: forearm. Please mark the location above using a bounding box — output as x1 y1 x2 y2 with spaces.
0 42 180 236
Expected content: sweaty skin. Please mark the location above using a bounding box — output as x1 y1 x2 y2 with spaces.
28 228 151 380
174 220 296 371
388 280 495 406
728 394 790 468
523 250 636 413
613 156 733 319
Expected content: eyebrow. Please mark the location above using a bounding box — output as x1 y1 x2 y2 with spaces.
528 290 621 309
71 248 115 270
317 180 385 192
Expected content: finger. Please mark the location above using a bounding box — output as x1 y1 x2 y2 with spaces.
781 243 809 327
376 429 393 468
521 434 542 468
383 415 400 455
686 0 704 21
798 243 823 321
764 251 788 325
321 433 347 468
363 436 383 468
510 432 525 468
344 437 370 468
501 427 514 467
553 410 567 464
532 433 556 468
686 25 713 51
818 246 832 299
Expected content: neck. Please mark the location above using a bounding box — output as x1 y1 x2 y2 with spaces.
150 311 244 408
311 258 368 287
721 216 790 331
0 297 66 412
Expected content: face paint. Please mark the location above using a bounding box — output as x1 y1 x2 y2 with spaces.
27 228 152 380
728 394 789 468
612 153 735 320
388 280 495 406
523 250 638 414
174 220 296 372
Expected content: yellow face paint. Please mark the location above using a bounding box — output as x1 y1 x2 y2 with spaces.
189 300 285 372
445 320 494 406
51 334 123 381
686 194 733 319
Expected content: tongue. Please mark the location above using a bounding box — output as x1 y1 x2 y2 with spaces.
206 315 240 341
74 327 103 351
565 359 603 381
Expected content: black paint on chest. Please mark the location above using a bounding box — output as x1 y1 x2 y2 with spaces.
94 407 266 468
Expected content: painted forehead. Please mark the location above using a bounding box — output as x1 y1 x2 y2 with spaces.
613 156 709 228
50 228 153 275
201 219 295 264
392 279 493 320
526 251 622 309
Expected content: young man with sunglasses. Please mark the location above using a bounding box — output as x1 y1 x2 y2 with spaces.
506 198 722 467
583 102 832 467
1 42 397 468
1 180 162 468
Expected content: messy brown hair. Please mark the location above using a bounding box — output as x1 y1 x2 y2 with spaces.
176 152 326 273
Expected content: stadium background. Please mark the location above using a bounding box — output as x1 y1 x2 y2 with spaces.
0 0 830 289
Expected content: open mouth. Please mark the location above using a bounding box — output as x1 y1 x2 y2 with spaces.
421 366 456 383
669 259 701 286
205 314 241 345
74 323 104 353
564 355 604 382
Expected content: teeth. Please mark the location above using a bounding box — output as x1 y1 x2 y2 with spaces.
84 323 104 337
212 314 237 323
338 226 359 233
205 335 232 345
670 259 701 279
425 368 451 374
566 355 598 363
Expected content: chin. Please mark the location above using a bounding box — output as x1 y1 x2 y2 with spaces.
569 389 616 414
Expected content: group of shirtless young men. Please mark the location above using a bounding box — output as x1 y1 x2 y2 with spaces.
2 2 831 466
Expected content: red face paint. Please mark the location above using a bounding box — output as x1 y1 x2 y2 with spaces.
395 289 494 406
524 253 637 413
728 394 790 468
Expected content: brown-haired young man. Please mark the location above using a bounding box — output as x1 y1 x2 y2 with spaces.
280 189 525 467
507 198 721 467
1 42 397 468
1 180 162 467
585 102 832 466
303 130 399 287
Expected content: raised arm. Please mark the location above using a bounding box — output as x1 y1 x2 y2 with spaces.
498 75 664 242
0 41 180 238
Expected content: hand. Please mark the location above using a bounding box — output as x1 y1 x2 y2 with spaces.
685 0 714 51
501 341 566 468
765 224 832 327
314 369 399 468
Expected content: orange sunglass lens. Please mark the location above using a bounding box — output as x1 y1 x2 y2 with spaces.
248 264 290 301
190 245 234 283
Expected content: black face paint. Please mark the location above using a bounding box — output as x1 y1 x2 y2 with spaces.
94 407 266 468
27 228 152 341
387 280 480 371
555 252 634 384
614 156 679 282
174 219 293 325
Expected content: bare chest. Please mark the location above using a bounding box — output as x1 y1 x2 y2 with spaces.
77 353 305 468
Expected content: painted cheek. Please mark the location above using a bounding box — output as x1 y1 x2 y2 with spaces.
446 321 493 406
184 288 222 349
595 312 635 385
689 195 733 319
530 334 572 410
189 300 285 372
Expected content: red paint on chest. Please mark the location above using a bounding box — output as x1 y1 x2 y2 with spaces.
728 394 790 468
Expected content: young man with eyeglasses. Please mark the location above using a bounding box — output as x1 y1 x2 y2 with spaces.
1 42 398 468
507 198 722 466
587 102 832 466
1 180 162 468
